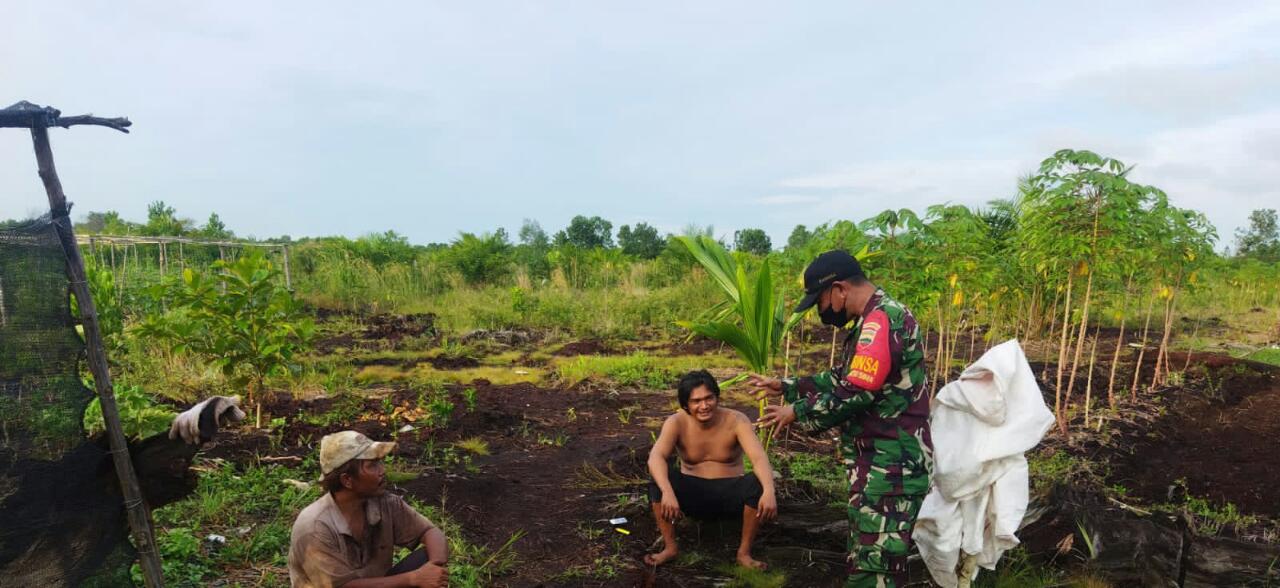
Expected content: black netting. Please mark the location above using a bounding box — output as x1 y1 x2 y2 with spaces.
0 216 137 586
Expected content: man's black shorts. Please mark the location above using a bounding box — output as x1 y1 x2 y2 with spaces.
648 470 763 519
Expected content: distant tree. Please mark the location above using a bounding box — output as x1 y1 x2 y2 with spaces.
518 219 550 248
1235 209 1280 262
201 212 233 239
440 230 513 284
617 222 665 259
78 212 109 233
785 224 813 251
681 223 714 239
516 219 552 279
351 230 417 265
77 210 134 234
142 201 191 236
734 228 772 255
556 215 614 249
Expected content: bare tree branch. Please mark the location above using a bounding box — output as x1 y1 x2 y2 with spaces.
0 101 132 133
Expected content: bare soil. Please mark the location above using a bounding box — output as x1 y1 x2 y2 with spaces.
210 379 847 586
551 339 618 357
211 313 1280 585
1106 351 1280 517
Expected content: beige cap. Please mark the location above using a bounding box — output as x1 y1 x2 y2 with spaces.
319 430 396 476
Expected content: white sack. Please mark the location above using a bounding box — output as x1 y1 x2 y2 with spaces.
915 339 1053 588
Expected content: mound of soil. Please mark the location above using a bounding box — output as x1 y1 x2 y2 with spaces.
312 312 438 353
551 339 616 356
364 313 437 341
352 356 416 368
661 336 722 356
461 328 541 347
1107 352 1280 517
426 355 480 370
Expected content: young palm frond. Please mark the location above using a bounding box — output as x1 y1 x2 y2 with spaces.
675 236 803 449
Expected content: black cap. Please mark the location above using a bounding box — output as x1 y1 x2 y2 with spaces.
794 250 865 313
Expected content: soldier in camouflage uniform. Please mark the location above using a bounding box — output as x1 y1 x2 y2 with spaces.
754 250 932 588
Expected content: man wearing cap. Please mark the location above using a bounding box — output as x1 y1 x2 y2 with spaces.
288 431 449 588
752 250 932 588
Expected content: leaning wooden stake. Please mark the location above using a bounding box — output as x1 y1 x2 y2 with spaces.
29 124 166 587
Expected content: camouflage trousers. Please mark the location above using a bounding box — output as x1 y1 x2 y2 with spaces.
844 492 924 588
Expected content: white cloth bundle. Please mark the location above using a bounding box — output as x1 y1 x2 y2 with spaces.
915 339 1054 588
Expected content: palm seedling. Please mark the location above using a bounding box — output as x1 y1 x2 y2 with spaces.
675 236 802 449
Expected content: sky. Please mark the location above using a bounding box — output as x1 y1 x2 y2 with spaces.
2 2 1277 248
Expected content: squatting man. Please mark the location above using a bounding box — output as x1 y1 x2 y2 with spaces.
289 430 450 588
646 369 779 570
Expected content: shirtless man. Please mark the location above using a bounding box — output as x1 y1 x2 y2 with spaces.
646 369 778 570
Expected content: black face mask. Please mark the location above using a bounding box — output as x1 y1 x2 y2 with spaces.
818 294 850 327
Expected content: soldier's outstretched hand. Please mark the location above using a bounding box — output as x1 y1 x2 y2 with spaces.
748 374 783 399
758 403 796 434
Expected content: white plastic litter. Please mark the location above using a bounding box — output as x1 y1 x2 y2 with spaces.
283 479 313 492
914 339 1054 588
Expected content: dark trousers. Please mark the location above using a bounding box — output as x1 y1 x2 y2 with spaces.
388 547 429 575
648 470 764 519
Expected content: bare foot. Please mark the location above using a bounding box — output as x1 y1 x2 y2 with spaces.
644 548 679 567
736 553 766 570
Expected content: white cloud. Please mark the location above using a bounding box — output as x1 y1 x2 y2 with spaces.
755 194 823 206
775 159 1031 217
1034 3 1280 88
770 111 1280 244
1127 110 1280 242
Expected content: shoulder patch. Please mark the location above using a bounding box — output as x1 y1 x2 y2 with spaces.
857 319 883 347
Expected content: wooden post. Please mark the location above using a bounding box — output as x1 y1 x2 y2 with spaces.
218 246 227 294
28 125 166 588
159 242 166 276
111 242 122 299
282 243 292 290
178 240 184 271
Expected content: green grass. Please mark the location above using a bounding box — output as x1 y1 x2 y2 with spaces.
456 437 490 456
1246 347 1280 367
552 352 746 388
145 458 321 586
1155 480 1261 536
715 563 788 588
297 261 723 341
971 547 1064 588
779 452 847 501
1027 449 1100 495
298 391 369 427
355 363 548 386
147 457 520 587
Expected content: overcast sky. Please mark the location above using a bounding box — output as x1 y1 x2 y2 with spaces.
3 2 1277 247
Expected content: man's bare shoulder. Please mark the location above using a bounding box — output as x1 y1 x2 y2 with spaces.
720 407 751 425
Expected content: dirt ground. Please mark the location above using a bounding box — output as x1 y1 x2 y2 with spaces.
209 381 850 587
208 313 1280 586
1106 351 1280 518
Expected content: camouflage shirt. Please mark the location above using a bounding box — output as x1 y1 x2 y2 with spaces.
783 288 933 499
